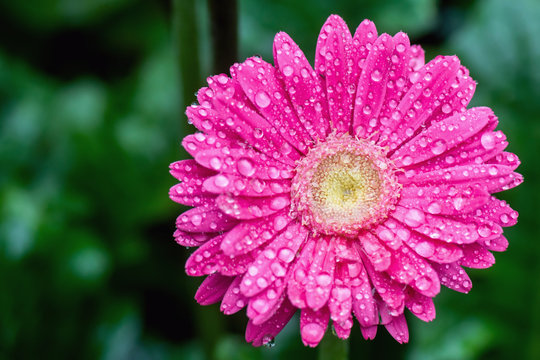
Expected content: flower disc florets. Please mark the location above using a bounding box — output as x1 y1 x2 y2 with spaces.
291 133 401 236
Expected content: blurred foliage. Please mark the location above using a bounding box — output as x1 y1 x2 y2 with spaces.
0 0 538 359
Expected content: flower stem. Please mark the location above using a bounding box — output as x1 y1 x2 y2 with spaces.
318 333 349 360
207 0 238 74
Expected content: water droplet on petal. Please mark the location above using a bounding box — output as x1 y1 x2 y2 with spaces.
255 91 271 108
282 65 294 77
371 70 382 82
404 209 425 227
237 158 255 177
481 133 495 150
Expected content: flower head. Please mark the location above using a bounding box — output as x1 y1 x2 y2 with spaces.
170 15 521 347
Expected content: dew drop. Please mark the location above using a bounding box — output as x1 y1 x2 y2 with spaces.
237 158 255 177
404 209 425 227
282 65 294 77
255 91 271 108
371 70 382 82
480 133 495 150
214 174 230 188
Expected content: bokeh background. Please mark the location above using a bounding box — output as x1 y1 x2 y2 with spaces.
1 0 539 359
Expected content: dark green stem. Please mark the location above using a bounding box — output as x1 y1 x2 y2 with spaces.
207 0 238 74
318 333 349 360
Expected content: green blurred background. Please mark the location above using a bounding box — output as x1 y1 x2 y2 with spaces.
0 0 539 359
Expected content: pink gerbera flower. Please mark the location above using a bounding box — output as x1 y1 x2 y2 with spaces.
169 15 521 347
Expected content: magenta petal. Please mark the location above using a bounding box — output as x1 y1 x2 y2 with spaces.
458 243 496 269
216 194 290 220
186 104 242 142
333 317 353 339
383 55 462 151
315 15 355 133
405 289 436 322
195 273 235 305
328 284 352 323
287 238 316 308
362 254 405 313
361 326 378 340
174 230 213 247
185 235 224 276
300 307 330 347
409 44 425 71
221 213 292 256
391 107 492 168
432 262 472 293
273 32 330 141
207 75 301 165
375 32 413 142
203 174 290 197
387 247 441 297
169 183 215 207
305 236 335 310
479 235 509 252
220 277 247 314
399 185 490 216
359 232 392 271
170 159 216 182
182 133 231 160
383 313 409 344
348 262 378 328
240 222 307 297
176 205 236 233
231 57 313 152
194 147 292 180
352 33 395 137
247 282 286 325
245 298 296 347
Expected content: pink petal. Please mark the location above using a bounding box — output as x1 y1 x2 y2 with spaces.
247 281 286 325
194 147 292 180
333 317 353 339
376 32 413 142
479 235 508 252
409 45 425 71
203 174 290 197
362 253 405 313
383 312 409 344
174 229 213 247
300 307 330 347
245 298 296 347
333 236 361 261
405 289 436 322
393 206 481 245
315 15 353 133
353 33 395 138
195 273 234 305
207 74 301 165
391 107 492 168
169 182 215 207
231 57 312 152
176 204 237 233
359 232 392 271
488 151 521 170
383 55 463 151
169 159 215 182
431 262 472 293
186 104 242 142
347 262 378 328
399 185 490 216
240 222 307 297
216 193 290 220
273 32 330 140
220 277 247 314
305 236 336 310
384 219 464 263
361 326 378 340
373 224 403 250
220 212 292 256
328 284 352 323
185 234 263 277
387 246 441 297
473 197 517 227
287 238 316 308
182 133 231 160
458 243 496 269
426 66 476 124
185 234 225 276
